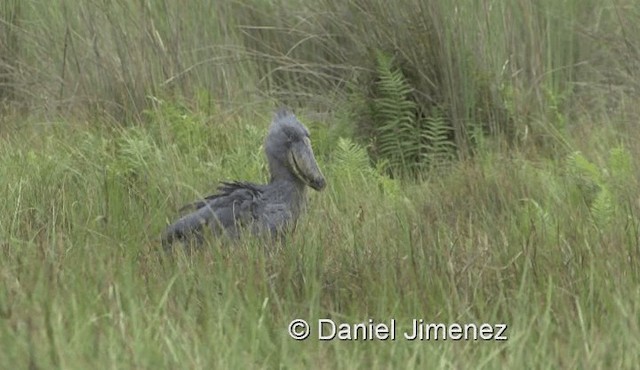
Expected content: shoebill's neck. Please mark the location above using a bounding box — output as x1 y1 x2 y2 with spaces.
268 164 308 216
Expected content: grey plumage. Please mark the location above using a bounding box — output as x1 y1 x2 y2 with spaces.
162 108 326 250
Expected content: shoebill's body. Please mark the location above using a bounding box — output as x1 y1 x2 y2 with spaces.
162 108 326 250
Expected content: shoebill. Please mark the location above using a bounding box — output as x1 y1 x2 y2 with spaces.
162 108 326 250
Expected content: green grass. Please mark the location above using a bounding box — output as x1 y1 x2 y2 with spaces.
2 0 640 368
1 105 640 369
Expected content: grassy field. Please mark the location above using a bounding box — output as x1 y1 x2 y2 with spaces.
2 0 640 369
2 104 640 369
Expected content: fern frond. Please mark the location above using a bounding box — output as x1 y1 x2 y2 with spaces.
335 137 371 170
421 110 456 166
590 187 614 227
369 51 457 176
567 151 602 185
371 51 419 175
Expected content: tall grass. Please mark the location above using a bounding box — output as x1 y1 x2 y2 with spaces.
2 1 636 119
1 104 640 368
1 0 640 368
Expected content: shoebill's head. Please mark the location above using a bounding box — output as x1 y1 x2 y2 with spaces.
264 109 326 191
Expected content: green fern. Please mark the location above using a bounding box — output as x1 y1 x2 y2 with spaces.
591 187 615 227
370 51 455 176
335 137 371 172
567 151 602 185
371 51 419 175
421 109 456 167
608 146 632 176
566 146 634 228
334 137 401 199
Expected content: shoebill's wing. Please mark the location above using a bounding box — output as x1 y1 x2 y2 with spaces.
162 182 264 250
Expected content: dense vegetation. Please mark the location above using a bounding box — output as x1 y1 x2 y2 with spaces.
1 0 639 368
